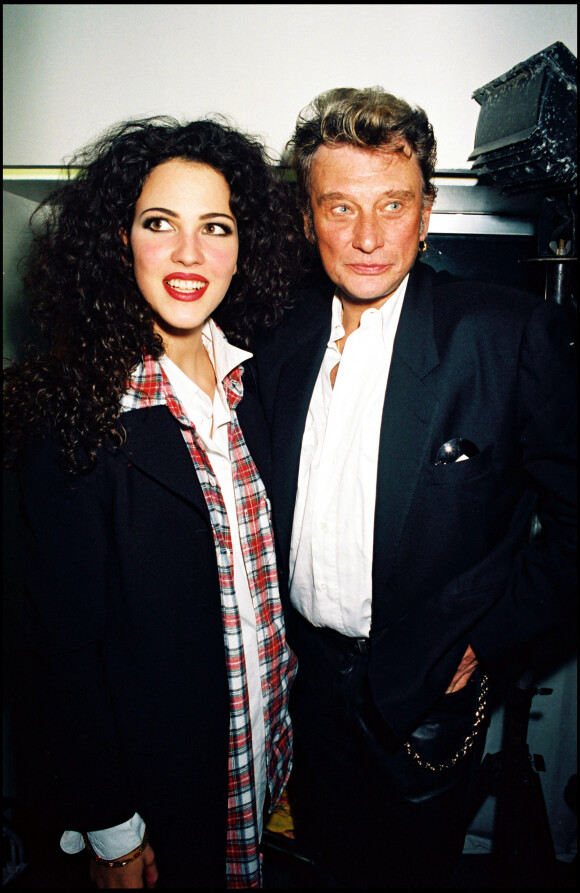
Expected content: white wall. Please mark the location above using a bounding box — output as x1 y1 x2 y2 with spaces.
3 3 577 168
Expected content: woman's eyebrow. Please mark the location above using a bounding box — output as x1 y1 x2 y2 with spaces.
138 206 177 219
138 207 235 222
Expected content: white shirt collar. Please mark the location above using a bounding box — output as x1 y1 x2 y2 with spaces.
329 273 410 345
202 317 253 381
159 318 252 426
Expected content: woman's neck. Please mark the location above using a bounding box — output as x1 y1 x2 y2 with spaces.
160 326 217 401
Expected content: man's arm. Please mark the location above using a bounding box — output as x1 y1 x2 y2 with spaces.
470 299 577 665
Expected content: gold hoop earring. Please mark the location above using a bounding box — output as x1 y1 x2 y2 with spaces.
419 240 427 253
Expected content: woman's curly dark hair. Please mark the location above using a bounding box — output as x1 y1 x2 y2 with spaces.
3 115 308 474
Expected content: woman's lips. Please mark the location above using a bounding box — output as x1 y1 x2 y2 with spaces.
163 275 209 302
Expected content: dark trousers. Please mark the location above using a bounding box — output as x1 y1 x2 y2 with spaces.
288 618 488 889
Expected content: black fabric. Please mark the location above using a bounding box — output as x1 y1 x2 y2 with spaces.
254 261 577 739
289 617 488 888
253 260 577 887
14 369 270 886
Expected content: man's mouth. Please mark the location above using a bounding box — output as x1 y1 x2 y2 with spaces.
348 264 390 274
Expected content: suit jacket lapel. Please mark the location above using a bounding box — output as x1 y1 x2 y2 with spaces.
372 263 440 625
271 322 330 561
236 374 272 491
120 405 211 520
265 264 440 604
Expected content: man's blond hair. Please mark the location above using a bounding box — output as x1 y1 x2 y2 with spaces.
287 87 437 226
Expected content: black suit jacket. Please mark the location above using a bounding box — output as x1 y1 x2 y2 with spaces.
16 364 271 880
254 261 577 741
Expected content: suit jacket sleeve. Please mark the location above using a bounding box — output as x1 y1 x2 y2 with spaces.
470 298 577 665
17 436 137 830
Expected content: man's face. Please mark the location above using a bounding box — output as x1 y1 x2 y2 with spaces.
306 142 431 309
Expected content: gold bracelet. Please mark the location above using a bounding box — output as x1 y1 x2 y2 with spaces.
82 831 148 868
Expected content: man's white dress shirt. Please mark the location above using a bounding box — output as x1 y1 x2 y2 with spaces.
289 275 408 638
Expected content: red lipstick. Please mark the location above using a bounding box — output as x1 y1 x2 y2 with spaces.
163 273 209 302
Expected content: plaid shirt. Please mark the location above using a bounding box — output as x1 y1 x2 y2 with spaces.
121 333 296 888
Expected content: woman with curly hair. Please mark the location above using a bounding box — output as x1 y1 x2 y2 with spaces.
3 116 304 888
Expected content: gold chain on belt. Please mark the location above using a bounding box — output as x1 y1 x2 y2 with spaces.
403 673 489 772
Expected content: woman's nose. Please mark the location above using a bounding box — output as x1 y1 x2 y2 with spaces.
171 231 204 265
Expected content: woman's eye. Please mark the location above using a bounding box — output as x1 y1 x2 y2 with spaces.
144 217 172 232
203 222 232 235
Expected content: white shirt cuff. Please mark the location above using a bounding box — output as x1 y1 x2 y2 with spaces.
60 812 146 859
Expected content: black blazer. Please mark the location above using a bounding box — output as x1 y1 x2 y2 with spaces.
254 261 577 741
16 365 271 884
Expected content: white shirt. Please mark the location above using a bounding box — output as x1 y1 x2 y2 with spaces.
62 320 267 858
289 275 408 637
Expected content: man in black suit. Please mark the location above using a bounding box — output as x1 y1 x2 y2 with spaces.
254 87 577 888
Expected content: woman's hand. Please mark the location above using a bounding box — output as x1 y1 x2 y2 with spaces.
89 843 158 888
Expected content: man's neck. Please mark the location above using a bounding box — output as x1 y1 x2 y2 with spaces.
338 293 389 342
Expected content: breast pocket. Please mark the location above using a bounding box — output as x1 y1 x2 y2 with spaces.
424 444 495 489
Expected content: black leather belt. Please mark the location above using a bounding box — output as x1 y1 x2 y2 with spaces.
320 626 371 655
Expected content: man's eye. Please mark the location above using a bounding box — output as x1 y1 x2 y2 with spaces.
386 202 401 211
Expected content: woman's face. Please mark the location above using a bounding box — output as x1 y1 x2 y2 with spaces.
129 158 238 342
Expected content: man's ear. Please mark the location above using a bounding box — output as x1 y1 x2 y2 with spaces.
419 202 432 239
303 211 316 245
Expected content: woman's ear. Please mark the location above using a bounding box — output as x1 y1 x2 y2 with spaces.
120 229 133 266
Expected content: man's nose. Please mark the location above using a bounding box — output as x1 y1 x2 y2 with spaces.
352 213 384 253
